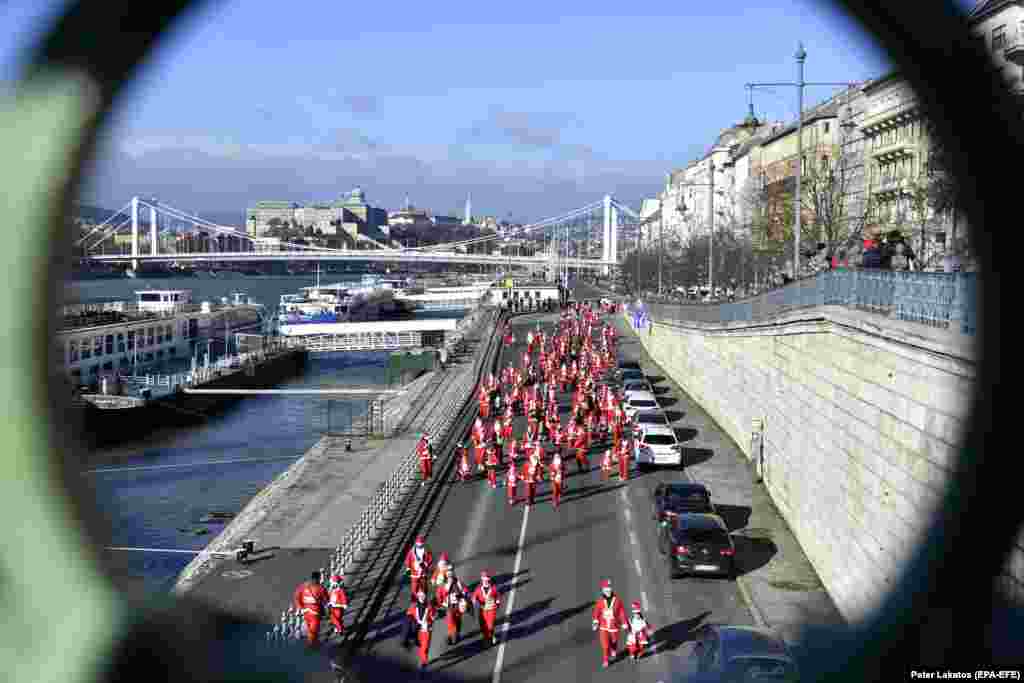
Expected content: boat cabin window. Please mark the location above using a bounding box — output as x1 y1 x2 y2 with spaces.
69 340 79 362
80 339 91 360
93 336 103 357
138 293 162 302
147 327 155 346
105 335 114 355
117 333 125 353
127 331 135 349
165 324 172 340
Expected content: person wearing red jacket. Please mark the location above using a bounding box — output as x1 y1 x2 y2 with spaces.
485 443 500 489
573 427 590 474
292 571 328 647
626 601 653 662
418 434 435 486
442 571 471 646
403 590 436 670
431 552 453 608
548 452 566 508
472 571 502 646
327 575 349 637
456 442 472 482
521 450 544 506
404 536 433 598
600 447 615 481
592 580 628 668
618 438 632 481
505 461 519 506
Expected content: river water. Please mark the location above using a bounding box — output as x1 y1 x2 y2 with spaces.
67 275 463 593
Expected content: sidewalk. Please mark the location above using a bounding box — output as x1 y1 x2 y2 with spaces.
613 314 846 646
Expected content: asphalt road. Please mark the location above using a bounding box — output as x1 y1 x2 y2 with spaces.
352 298 754 682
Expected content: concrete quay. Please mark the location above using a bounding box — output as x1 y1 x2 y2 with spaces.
172 309 500 619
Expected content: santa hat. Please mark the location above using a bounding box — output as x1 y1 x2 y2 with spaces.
438 552 450 566
480 571 491 581
600 579 612 589
415 536 425 546
631 601 642 612
330 575 344 585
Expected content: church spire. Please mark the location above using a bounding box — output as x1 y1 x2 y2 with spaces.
463 194 472 225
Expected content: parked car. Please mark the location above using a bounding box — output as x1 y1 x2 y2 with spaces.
652 481 713 521
618 368 646 384
633 423 681 468
634 410 670 427
657 512 735 578
681 624 800 682
625 391 659 419
617 357 641 371
623 380 653 401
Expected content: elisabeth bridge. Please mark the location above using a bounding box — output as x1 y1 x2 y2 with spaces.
78 195 644 275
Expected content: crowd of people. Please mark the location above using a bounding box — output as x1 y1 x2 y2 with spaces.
295 300 655 672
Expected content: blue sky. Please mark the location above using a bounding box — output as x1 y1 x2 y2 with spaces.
0 1 978 224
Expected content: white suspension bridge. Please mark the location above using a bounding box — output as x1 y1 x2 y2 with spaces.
77 195 642 275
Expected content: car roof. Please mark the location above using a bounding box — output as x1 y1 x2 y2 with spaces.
713 626 791 658
629 392 657 402
661 482 709 496
641 424 675 436
618 359 641 368
670 513 726 531
635 411 668 420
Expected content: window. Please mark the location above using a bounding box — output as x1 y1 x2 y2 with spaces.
127 330 135 350
147 327 155 346
105 334 114 355
102 361 114 371
138 293 161 302
117 333 125 353
824 121 830 134
94 336 103 357
994 25 1007 50
81 339 91 360
165 324 172 340
69 339 79 362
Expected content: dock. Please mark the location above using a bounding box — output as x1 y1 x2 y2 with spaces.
278 318 458 353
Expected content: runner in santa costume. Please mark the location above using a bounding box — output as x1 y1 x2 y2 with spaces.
478 385 491 419
592 579 628 668
600 447 615 481
472 571 502 646
456 442 472 482
404 536 433 598
403 590 436 670
443 571 471 646
549 451 566 508
505 461 519 506
485 442 500 489
618 438 632 481
626 601 653 662
417 433 436 486
431 553 453 609
328 575 349 637
521 447 544 507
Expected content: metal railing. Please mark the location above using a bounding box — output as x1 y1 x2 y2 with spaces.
635 270 978 336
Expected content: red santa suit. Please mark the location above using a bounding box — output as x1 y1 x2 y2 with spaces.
418 439 435 482
592 586 628 667
618 440 631 481
457 445 472 482
626 605 653 660
472 575 502 644
521 455 543 506
573 430 590 472
485 445 500 489
328 577 349 635
601 448 615 480
292 579 328 647
404 541 433 597
442 575 471 643
505 462 519 505
549 455 565 508
406 598 437 667
431 555 453 607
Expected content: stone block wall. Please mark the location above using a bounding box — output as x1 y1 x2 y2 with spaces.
631 305 993 621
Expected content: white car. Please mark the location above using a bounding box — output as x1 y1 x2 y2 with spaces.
633 410 670 427
634 424 682 468
625 391 659 419
623 380 653 401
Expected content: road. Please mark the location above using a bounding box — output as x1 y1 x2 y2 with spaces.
350 295 754 681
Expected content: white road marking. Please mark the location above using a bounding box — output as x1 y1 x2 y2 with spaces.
492 503 530 683
634 558 643 576
620 488 628 502
641 590 650 608
624 506 632 522
629 530 638 546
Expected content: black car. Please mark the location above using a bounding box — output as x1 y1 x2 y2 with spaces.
617 358 641 371
657 512 735 579
684 624 800 682
652 482 713 521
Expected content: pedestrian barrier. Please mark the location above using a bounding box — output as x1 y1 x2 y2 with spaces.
267 307 501 644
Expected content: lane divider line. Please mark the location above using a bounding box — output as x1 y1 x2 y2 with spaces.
634 558 643 577
492 499 530 683
629 530 638 547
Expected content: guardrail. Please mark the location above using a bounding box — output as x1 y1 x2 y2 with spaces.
267 306 501 643
634 270 978 336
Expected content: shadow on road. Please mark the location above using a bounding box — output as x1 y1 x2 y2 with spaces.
680 446 714 467
457 514 616 564
646 375 667 384
657 396 679 408
715 504 752 532
506 600 592 641
650 385 671 396
653 610 713 653
674 427 698 443
558 482 627 506
732 534 778 576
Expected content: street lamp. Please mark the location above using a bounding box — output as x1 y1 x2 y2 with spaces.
746 42 860 280
674 158 717 299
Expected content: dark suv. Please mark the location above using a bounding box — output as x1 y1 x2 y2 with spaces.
652 482 714 522
657 513 735 579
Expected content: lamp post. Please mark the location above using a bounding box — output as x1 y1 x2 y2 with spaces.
746 43 860 280
675 158 717 299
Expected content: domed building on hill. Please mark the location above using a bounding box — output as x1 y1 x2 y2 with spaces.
246 186 389 247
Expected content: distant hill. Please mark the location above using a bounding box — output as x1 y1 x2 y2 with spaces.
72 202 121 224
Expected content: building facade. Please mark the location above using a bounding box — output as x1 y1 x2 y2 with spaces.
246 187 388 246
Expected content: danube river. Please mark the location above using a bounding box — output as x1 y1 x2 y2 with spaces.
66 275 463 593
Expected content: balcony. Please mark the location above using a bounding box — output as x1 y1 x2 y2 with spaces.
1004 22 1024 66
870 140 915 163
873 175 909 197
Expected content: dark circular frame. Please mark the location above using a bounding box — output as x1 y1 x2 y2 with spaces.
16 0 1014 680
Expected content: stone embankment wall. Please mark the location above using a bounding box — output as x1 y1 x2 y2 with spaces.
630 304 993 620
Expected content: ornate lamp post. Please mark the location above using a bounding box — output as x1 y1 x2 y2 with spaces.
675 158 717 299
